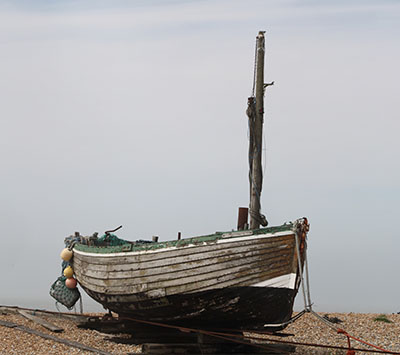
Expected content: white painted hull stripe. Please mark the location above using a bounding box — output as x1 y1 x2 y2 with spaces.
217 231 294 244
251 273 297 289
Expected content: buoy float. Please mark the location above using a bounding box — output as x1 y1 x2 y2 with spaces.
63 266 74 278
60 248 73 261
65 277 77 289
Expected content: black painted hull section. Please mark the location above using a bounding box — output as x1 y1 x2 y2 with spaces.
83 285 297 330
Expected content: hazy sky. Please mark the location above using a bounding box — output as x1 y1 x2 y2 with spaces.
1 0 399 313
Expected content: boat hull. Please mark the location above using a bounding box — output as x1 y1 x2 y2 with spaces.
72 222 308 330
82 284 296 330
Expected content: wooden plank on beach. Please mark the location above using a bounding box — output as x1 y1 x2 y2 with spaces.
141 342 295 354
18 310 64 333
0 305 91 323
0 319 112 355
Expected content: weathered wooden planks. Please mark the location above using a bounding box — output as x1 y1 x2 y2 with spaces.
18 310 64 333
76 259 291 298
73 237 294 274
74 252 294 295
73 243 293 282
74 252 292 293
0 306 90 322
73 233 295 266
72 231 297 299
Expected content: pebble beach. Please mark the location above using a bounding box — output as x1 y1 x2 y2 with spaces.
0 308 399 354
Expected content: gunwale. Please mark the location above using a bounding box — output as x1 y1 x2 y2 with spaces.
72 228 295 257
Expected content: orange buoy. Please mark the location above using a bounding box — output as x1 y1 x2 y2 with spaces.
65 277 77 289
60 248 73 261
63 266 74 278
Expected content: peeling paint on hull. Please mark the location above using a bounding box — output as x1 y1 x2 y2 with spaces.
83 285 296 330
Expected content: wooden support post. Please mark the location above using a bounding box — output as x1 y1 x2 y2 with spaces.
237 207 248 230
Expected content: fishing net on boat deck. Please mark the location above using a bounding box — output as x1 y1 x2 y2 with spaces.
64 232 129 247
96 233 129 246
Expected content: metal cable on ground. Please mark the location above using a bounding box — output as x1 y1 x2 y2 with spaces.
118 316 289 354
117 315 400 354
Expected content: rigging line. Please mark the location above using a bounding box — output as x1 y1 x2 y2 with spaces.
304 242 312 308
249 138 266 211
247 117 264 213
262 130 267 177
251 37 258 97
294 226 309 311
249 167 264 216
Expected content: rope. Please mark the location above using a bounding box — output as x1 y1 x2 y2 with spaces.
244 332 400 354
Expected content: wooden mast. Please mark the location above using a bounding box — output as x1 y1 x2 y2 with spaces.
249 31 266 230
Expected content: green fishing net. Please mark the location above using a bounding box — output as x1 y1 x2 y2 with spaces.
49 276 80 309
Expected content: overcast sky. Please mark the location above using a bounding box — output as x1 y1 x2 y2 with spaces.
1 0 399 313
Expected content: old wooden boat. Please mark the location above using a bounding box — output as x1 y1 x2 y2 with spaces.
71 220 309 330
63 31 310 331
